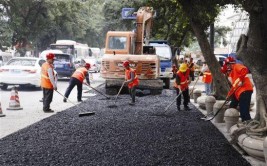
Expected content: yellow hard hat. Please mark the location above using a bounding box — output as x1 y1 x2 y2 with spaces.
179 63 188 72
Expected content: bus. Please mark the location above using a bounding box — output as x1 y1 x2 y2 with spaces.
50 40 92 60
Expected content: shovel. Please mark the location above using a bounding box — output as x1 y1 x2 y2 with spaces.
108 81 125 108
55 90 95 117
84 83 110 100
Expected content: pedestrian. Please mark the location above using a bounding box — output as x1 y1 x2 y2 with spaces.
41 53 57 113
123 60 139 105
188 57 195 81
201 62 213 95
63 63 91 102
222 57 253 122
173 63 191 111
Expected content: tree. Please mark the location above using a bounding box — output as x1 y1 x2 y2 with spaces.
235 0 267 136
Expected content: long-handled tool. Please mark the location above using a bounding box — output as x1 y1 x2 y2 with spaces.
55 90 95 117
189 72 201 96
108 81 125 108
204 97 231 121
84 83 110 99
164 91 182 112
203 85 240 121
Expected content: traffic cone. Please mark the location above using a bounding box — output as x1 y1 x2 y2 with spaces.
7 86 23 110
0 102 6 117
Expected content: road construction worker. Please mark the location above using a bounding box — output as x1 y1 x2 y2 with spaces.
222 57 253 122
41 53 57 113
188 58 195 81
201 62 213 95
63 63 91 102
123 60 139 105
174 63 191 111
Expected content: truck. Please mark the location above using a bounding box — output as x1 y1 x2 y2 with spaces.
100 7 163 95
148 41 173 89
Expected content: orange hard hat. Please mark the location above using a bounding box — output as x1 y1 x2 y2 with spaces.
46 53 56 60
84 63 91 69
123 61 130 67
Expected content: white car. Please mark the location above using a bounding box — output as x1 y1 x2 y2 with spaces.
0 57 46 90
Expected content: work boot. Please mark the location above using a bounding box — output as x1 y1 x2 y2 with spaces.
177 106 181 111
129 102 135 106
43 109 54 113
184 106 191 111
78 100 83 102
63 99 67 103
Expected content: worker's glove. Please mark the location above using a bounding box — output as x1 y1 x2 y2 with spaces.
53 87 57 91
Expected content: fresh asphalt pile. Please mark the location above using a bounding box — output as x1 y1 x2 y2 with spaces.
0 86 250 166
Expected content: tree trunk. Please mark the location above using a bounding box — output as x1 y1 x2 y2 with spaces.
190 20 229 99
237 0 267 129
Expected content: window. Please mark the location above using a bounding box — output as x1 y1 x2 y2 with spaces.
7 59 36 66
108 37 127 49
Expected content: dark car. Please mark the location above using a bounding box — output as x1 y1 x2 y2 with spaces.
53 53 75 78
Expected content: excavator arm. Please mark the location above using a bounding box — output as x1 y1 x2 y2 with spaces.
134 7 154 55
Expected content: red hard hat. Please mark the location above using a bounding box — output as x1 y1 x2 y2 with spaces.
46 53 56 60
84 63 91 69
123 61 130 67
224 56 235 64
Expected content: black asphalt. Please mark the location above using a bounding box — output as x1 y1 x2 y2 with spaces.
0 87 250 166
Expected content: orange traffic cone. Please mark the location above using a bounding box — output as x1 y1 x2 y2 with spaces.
7 86 23 110
0 101 6 117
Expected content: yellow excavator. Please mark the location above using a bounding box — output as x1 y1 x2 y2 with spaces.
100 7 163 95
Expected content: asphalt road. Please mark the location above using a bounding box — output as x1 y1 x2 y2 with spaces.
0 72 104 139
0 85 251 166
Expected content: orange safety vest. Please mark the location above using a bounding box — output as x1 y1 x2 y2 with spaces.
41 62 55 89
125 68 139 88
173 69 190 91
72 67 88 83
228 64 253 99
202 70 212 84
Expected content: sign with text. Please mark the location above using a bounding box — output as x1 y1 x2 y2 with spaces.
121 8 136 19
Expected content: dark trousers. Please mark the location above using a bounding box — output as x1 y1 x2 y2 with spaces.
43 88 54 111
129 86 136 103
190 71 194 81
230 90 252 122
64 77 83 101
176 88 190 108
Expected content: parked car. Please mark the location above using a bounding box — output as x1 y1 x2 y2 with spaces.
0 57 45 90
53 53 75 77
85 57 101 73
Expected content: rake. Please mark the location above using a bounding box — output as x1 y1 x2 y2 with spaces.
108 81 125 108
55 90 95 117
84 83 110 100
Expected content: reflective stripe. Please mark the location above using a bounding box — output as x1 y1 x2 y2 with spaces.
180 81 187 85
233 78 241 87
41 74 49 79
